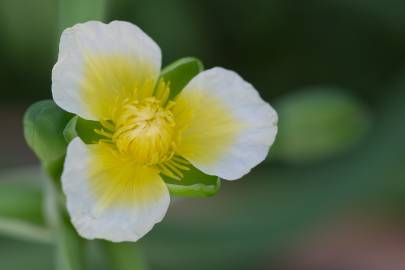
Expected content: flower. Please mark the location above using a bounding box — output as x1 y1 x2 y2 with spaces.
52 21 278 242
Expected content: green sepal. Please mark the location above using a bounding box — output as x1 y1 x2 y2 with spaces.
23 100 73 163
23 100 73 181
160 57 204 99
63 116 104 144
162 166 220 197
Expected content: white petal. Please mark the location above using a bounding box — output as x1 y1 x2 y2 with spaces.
174 67 278 180
62 138 170 242
52 21 162 120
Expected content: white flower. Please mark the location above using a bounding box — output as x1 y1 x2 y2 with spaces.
52 21 278 242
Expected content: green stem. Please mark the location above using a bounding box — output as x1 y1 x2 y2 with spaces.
44 178 85 270
102 241 149 270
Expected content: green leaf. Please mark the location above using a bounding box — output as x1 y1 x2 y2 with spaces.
23 100 72 163
162 166 220 197
63 116 104 144
160 57 204 99
57 0 107 36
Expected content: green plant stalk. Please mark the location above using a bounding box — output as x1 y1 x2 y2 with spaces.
44 176 85 270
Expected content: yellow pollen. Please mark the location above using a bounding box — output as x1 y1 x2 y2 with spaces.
112 97 177 165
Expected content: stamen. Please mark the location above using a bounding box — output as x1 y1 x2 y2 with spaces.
100 119 115 131
157 156 191 181
167 159 190 171
172 156 191 165
113 97 178 165
97 139 114 145
164 162 184 178
94 129 114 138
158 164 181 180
155 80 170 105
98 79 191 179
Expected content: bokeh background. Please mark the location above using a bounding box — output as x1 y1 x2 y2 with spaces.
1 0 405 269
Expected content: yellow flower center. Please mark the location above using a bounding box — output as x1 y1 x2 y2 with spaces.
113 97 177 165
94 80 190 180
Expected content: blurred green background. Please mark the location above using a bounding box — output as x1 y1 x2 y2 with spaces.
1 0 405 269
